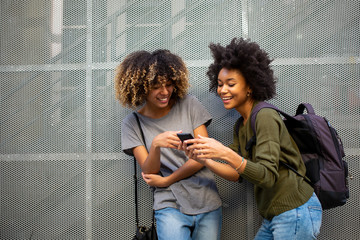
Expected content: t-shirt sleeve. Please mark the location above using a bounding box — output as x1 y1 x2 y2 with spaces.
188 95 212 128
121 113 143 156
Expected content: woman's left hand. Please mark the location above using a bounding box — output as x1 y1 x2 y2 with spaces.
142 172 170 188
185 135 227 161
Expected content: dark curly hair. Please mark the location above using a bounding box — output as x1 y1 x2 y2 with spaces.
207 38 276 101
115 49 189 108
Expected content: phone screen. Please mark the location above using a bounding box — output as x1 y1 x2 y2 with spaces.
177 133 194 145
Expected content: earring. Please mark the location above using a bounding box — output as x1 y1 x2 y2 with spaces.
247 92 251 97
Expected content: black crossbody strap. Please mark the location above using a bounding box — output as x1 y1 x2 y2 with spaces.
133 112 147 149
132 112 156 229
133 148 139 228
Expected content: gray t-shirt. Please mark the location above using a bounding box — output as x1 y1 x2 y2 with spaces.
121 95 222 215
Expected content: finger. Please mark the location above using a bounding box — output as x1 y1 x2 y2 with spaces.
184 139 200 148
186 142 205 151
195 148 207 155
185 138 208 146
141 174 149 183
199 151 214 159
171 130 182 139
181 142 188 151
184 142 191 153
196 153 208 159
166 139 181 149
185 138 198 144
197 134 210 140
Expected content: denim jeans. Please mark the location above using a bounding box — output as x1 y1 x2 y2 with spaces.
155 207 222 240
254 193 322 240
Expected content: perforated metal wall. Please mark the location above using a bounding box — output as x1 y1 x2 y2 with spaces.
0 0 359 239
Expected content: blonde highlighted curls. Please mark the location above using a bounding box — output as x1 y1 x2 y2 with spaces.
114 49 189 108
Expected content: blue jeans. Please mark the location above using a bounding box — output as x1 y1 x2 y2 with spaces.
155 207 222 240
254 193 322 240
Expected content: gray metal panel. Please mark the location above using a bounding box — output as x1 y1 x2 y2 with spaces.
1 0 359 239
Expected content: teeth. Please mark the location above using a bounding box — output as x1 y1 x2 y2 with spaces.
159 98 167 101
222 97 231 100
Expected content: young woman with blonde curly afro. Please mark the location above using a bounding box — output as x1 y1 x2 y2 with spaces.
184 38 322 239
116 49 222 240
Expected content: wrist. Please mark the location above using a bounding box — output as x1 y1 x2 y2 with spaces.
164 175 172 186
235 156 244 171
235 157 247 174
152 137 161 149
163 173 176 187
222 147 236 164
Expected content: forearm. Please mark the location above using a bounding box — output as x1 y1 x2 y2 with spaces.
203 146 245 182
204 159 239 182
165 159 203 185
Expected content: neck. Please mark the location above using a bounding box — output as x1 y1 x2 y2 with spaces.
236 99 254 124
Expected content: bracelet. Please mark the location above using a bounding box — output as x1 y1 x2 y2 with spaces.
235 156 244 172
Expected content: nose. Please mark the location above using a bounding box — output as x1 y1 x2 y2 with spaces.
160 85 169 94
219 85 228 94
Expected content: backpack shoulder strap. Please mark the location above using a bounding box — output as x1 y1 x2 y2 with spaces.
249 102 281 137
250 102 299 136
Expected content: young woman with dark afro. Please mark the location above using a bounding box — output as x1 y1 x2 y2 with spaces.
184 38 322 239
115 49 222 240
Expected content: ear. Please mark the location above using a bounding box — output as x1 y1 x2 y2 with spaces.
246 87 252 96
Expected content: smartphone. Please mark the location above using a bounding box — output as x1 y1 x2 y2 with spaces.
177 133 194 146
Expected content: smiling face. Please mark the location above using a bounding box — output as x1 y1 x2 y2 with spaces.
217 68 252 112
145 80 174 111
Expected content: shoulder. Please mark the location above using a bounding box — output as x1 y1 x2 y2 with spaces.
177 95 204 109
257 107 281 118
123 112 137 125
122 112 140 132
180 94 199 104
255 107 284 129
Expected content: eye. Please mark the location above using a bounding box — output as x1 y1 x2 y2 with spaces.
152 84 161 89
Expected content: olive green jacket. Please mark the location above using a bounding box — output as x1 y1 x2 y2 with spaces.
229 102 313 220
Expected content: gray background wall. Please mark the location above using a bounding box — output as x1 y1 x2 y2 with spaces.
0 0 359 239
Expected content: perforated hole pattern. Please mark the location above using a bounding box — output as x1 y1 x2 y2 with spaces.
0 1 359 239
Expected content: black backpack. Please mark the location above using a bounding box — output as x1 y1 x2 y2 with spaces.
238 102 350 210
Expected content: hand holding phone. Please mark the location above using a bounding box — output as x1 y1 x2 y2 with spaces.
177 133 194 146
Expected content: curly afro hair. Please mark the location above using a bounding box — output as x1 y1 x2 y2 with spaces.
114 49 189 108
207 38 276 101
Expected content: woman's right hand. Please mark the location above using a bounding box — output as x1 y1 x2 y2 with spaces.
152 130 182 149
185 135 227 161
180 141 203 163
